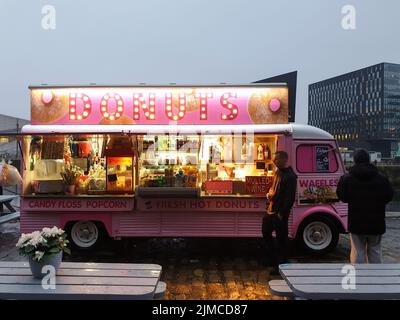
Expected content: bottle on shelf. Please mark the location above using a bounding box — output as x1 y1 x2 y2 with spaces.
241 141 247 161
257 144 265 161
170 135 176 150
158 136 165 151
209 145 213 163
215 145 221 164
155 136 159 151
264 145 271 160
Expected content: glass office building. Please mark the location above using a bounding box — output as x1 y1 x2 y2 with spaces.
309 63 400 158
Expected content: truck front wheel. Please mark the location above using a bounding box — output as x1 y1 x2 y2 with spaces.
296 215 339 255
68 220 102 250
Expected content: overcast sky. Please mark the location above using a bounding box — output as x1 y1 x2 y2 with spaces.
0 0 398 123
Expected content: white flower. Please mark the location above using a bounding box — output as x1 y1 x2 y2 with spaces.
33 251 44 261
17 228 68 260
42 226 65 237
27 231 47 247
16 233 32 248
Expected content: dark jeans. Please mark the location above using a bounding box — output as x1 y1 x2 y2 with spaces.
262 214 289 268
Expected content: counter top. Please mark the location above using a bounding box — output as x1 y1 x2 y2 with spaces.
200 194 266 199
22 194 135 198
21 193 266 199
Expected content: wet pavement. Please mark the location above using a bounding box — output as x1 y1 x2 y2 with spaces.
1 216 400 300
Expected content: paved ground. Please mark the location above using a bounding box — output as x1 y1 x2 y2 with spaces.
1 215 399 300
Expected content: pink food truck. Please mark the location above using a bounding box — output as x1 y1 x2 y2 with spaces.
18 84 347 254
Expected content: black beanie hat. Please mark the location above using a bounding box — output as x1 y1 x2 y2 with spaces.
353 148 370 164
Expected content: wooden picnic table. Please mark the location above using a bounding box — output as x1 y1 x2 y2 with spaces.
0 195 19 225
0 261 166 300
0 195 18 213
278 263 400 300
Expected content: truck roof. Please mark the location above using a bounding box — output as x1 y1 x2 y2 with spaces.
28 83 287 89
21 123 333 140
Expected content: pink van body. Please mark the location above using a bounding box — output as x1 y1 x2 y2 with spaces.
20 124 348 247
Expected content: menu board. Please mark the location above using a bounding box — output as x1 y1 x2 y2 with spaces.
245 176 273 195
316 146 329 172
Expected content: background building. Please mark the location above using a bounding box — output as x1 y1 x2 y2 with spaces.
0 114 29 160
308 63 400 158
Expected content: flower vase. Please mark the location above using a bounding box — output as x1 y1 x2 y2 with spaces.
28 251 63 279
65 184 76 195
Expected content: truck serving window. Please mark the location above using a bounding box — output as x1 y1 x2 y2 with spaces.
21 134 136 196
136 133 280 197
296 144 338 173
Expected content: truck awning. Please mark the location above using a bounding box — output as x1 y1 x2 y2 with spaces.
20 124 333 139
21 124 291 135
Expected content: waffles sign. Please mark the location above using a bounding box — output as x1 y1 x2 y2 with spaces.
30 86 288 125
298 179 339 204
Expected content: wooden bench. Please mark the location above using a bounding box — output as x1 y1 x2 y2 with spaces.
0 195 19 226
0 195 18 214
0 212 20 225
0 261 166 300
279 263 400 300
268 280 295 298
154 281 167 299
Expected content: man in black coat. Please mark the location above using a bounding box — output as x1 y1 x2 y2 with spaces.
262 151 297 274
337 149 393 263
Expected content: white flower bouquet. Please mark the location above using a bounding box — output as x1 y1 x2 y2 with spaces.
16 226 71 262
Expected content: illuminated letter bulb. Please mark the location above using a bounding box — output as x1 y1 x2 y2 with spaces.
100 93 124 120
198 92 211 120
166 93 186 121
220 92 238 120
132 93 156 120
69 93 91 121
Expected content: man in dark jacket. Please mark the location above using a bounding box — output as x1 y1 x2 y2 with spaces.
262 151 297 274
337 149 393 263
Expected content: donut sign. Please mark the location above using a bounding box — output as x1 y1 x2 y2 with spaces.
30 86 288 125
